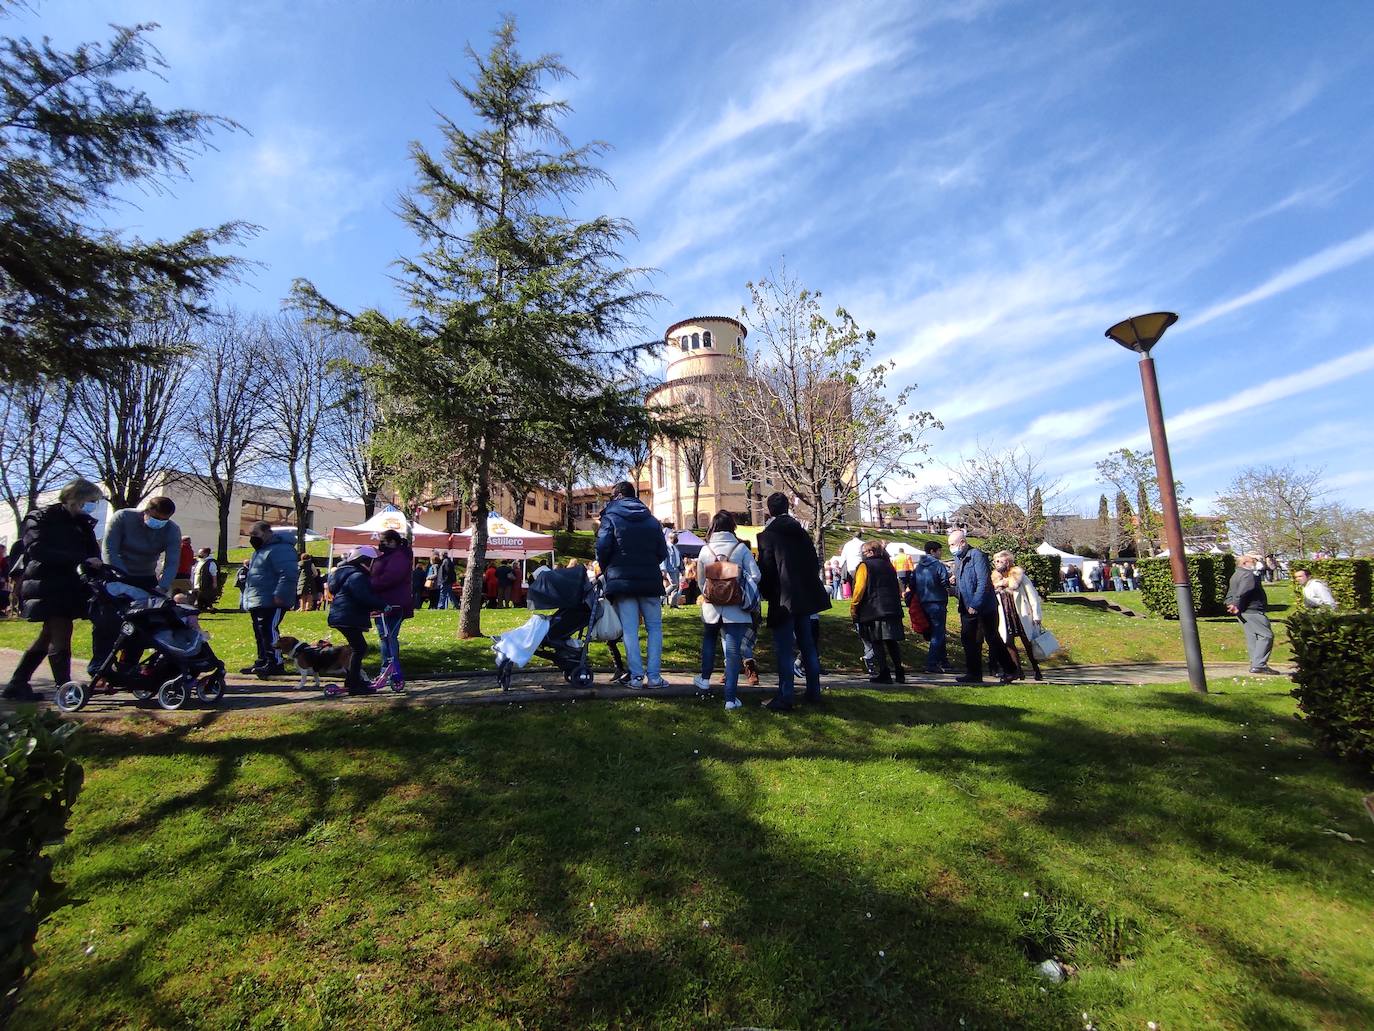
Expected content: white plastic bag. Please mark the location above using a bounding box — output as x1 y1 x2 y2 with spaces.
492 614 551 668
589 598 623 642
1030 625 1060 662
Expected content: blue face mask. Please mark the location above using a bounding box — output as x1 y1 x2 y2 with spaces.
81 501 100 515
951 544 967 556
145 515 168 530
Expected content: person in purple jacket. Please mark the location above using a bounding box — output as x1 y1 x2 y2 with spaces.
368 529 415 691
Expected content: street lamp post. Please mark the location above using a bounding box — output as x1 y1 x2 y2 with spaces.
1105 312 1207 694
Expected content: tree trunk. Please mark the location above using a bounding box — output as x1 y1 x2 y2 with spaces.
362 489 377 519
513 489 527 527
691 480 701 530
563 464 575 532
458 444 490 638
216 489 233 566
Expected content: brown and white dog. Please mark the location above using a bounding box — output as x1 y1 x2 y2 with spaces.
276 636 351 690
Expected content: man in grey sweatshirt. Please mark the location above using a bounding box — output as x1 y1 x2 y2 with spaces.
102 496 181 593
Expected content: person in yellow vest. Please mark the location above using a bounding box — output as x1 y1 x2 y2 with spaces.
891 546 916 590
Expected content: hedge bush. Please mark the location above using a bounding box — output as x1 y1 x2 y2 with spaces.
1016 553 1061 596
1287 610 1374 773
1138 554 1235 619
1 711 84 1020
1289 558 1372 610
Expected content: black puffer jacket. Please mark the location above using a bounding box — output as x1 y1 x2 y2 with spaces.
16 504 100 621
854 554 903 624
757 513 832 626
595 497 668 599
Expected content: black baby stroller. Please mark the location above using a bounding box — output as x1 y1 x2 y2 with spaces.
494 566 621 691
54 566 227 712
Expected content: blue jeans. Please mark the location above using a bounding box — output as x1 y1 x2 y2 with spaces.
438 582 455 609
923 601 948 670
373 611 406 682
613 595 663 681
771 610 821 702
701 622 747 702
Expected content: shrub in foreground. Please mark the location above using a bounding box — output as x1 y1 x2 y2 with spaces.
1287 610 1374 774
1 711 84 1020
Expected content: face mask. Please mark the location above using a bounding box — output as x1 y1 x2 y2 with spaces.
249 536 264 550
81 501 100 515
950 544 965 555
145 515 168 530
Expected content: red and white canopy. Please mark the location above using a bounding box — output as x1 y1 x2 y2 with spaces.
448 513 555 560
329 509 452 550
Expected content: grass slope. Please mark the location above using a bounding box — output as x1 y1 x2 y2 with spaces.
12 677 1373 1029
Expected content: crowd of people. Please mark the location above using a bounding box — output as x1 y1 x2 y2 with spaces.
0 478 1349 705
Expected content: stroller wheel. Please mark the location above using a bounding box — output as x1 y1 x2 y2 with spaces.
132 687 156 702
54 680 89 713
196 671 226 705
573 662 594 688
157 676 189 711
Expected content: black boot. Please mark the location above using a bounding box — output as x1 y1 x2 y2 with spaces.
48 649 72 688
4 647 47 700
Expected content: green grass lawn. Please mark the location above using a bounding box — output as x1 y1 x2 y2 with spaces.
0 586 1295 678
12 676 1373 1029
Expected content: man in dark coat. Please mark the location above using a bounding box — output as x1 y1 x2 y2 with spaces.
757 492 831 711
596 481 669 687
912 541 954 673
1225 552 1277 674
948 529 1016 684
437 553 458 609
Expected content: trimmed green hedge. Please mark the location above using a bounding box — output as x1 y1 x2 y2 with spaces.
1016 553 1061 596
1289 559 1372 610
1138 554 1236 619
1288 610 1374 773
2 711 84 1020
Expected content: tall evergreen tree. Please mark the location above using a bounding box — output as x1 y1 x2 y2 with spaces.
1029 486 1045 541
0 18 250 383
1096 494 1112 560
296 19 657 637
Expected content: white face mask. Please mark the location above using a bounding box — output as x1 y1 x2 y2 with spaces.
951 544 966 555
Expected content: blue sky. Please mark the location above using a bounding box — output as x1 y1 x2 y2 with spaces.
26 0 1374 514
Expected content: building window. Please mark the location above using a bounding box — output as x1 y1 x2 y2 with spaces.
543 497 550 511
730 457 745 481
703 330 712 348
445 509 460 532
679 337 688 351
737 335 742 350
691 332 700 349
655 456 665 488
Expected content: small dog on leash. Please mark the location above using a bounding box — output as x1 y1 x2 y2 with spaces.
276 636 351 690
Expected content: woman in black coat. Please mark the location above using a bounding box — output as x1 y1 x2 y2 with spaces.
4 478 105 701
850 540 906 683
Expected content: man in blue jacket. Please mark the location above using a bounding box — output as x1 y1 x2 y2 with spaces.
912 540 955 674
596 481 668 688
948 529 1016 684
240 520 299 677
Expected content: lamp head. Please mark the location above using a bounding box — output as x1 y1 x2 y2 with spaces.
1105 312 1178 355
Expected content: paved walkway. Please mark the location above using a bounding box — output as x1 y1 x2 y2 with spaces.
0 648 1291 720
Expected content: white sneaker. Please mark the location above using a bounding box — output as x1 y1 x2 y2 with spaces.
724 698 743 711
693 675 711 693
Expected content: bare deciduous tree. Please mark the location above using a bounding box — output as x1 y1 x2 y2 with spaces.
184 310 271 562
938 444 1064 548
68 313 194 509
1216 464 1330 559
0 378 75 528
263 312 345 554
718 268 940 563
1318 503 1374 557
319 336 387 518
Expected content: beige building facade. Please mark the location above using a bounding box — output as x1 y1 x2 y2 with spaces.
647 316 754 529
0 471 366 553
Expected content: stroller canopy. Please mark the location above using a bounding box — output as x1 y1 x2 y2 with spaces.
450 513 555 561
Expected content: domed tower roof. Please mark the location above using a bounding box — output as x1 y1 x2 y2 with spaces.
662 316 748 383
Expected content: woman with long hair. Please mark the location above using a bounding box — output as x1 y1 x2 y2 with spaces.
692 511 761 711
991 550 1044 681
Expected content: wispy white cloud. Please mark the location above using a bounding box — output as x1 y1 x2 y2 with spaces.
1189 227 1374 330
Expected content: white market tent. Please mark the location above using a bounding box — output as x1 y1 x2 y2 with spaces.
449 513 555 561
886 542 920 557
328 509 453 565
1035 541 1092 566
